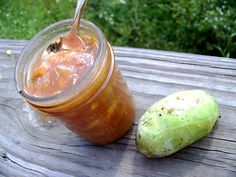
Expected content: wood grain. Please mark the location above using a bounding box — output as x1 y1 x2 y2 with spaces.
0 39 236 177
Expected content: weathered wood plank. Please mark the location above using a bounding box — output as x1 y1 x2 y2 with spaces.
0 39 236 177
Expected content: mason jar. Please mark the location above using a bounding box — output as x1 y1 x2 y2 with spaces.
15 19 135 144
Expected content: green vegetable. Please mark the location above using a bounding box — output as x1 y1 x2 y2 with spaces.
136 90 220 158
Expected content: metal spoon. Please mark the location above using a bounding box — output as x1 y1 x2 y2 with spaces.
47 0 88 52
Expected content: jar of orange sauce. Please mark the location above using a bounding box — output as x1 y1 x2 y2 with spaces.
15 19 135 144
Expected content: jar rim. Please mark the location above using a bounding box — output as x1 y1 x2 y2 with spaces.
15 19 105 106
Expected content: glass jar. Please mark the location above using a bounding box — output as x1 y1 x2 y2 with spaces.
15 19 135 144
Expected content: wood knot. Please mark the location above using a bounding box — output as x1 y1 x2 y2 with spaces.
1 152 8 161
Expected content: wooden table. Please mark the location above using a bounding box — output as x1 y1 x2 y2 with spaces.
0 39 236 177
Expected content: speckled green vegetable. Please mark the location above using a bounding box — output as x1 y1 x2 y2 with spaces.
136 90 220 158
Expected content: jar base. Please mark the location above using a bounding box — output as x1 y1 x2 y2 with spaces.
22 104 59 130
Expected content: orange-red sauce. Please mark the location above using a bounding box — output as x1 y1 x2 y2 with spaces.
25 36 98 97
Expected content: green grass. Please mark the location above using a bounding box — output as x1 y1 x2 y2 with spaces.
0 0 74 39
0 0 235 58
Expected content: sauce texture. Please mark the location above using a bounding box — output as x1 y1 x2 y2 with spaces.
25 36 98 97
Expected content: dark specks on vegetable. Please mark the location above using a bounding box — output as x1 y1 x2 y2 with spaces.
138 134 141 139
196 98 200 104
136 90 220 158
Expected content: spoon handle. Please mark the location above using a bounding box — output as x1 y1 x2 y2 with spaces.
74 0 88 21
70 0 88 36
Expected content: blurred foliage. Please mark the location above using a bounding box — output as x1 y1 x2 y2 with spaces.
0 0 235 57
